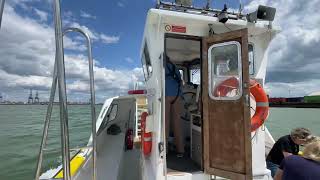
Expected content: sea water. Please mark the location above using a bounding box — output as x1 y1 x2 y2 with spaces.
0 106 319 180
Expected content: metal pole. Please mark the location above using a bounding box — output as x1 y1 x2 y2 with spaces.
53 0 71 179
0 0 5 29
206 0 211 9
35 60 58 180
64 27 97 180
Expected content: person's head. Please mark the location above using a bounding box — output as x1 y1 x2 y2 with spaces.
303 140 320 162
290 127 312 145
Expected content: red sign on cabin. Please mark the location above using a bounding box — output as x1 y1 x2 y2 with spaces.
171 25 186 33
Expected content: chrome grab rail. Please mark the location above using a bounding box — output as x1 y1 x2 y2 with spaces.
0 0 5 29
63 27 97 180
53 0 71 179
35 0 97 180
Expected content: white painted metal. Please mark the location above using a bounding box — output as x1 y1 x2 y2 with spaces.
138 8 278 180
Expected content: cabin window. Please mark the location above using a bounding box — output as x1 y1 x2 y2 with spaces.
208 41 242 100
100 107 108 118
190 68 200 85
141 43 152 80
179 69 184 80
248 43 254 75
98 104 118 134
108 104 118 122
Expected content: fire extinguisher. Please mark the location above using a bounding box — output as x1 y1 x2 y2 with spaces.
125 128 133 150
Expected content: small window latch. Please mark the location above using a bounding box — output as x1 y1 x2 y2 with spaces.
158 142 164 159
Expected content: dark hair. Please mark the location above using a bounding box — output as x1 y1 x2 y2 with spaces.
291 128 311 140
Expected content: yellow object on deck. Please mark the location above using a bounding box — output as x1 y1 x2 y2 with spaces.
298 151 304 156
54 154 85 178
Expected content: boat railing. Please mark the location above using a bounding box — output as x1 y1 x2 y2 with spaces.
156 0 244 19
0 0 5 29
34 0 97 180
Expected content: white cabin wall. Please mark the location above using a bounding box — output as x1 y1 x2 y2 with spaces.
249 31 275 84
142 9 278 180
141 11 166 180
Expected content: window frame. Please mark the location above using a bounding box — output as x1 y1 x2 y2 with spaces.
208 41 242 101
190 67 201 85
97 104 118 135
108 104 118 122
141 42 153 81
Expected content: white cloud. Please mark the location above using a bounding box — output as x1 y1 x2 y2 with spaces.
100 34 120 44
80 10 96 19
244 0 320 97
0 3 142 102
125 57 134 63
68 22 120 44
34 8 48 22
265 80 320 97
117 2 125 7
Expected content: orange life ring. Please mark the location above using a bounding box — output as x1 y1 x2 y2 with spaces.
214 77 269 132
213 77 239 97
141 112 152 155
249 79 269 132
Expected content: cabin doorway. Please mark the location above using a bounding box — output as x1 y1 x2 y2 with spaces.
164 29 252 179
164 34 203 173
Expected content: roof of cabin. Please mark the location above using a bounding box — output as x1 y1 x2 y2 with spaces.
146 8 280 36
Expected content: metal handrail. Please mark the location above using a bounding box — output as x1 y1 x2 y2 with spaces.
63 27 97 180
0 0 5 29
35 3 97 180
53 1 71 179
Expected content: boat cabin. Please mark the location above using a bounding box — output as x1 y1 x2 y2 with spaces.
139 1 278 180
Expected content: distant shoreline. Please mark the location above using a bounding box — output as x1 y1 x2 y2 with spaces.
269 102 320 108
0 103 103 105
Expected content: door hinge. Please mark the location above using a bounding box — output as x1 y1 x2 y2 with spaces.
245 94 250 107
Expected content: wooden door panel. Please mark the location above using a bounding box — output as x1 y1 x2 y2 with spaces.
202 29 252 180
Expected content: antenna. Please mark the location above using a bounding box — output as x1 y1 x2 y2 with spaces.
175 0 193 7
206 0 211 10
238 0 243 16
0 0 5 29
205 0 211 10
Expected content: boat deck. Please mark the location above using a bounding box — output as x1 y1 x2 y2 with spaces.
167 152 201 173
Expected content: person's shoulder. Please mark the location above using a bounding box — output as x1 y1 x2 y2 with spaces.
277 135 291 143
286 155 301 160
285 155 304 164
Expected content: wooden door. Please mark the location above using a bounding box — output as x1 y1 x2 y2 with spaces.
202 29 252 180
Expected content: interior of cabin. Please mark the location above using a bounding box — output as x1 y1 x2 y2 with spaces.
164 35 204 173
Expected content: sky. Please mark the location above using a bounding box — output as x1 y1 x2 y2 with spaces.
0 0 319 103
